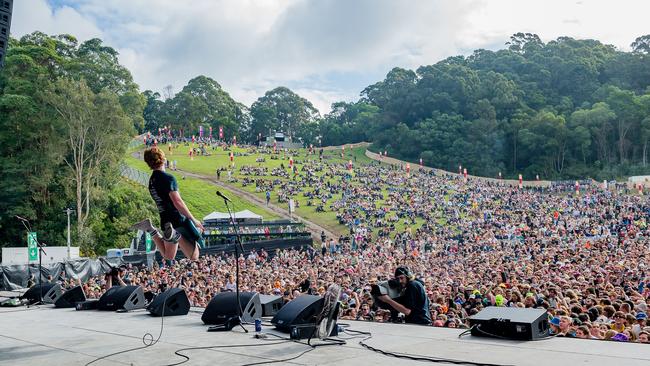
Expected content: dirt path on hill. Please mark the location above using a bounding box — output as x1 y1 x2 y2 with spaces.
176 168 338 242
130 149 338 242
364 149 555 188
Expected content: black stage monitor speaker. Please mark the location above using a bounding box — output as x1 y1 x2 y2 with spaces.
469 307 549 341
148 288 190 317
76 299 99 311
21 283 62 305
202 292 262 325
271 294 339 339
55 286 86 308
97 285 146 311
259 294 284 317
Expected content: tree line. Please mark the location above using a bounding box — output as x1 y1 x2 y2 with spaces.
2 31 650 254
142 33 650 180
356 33 650 180
0 32 155 255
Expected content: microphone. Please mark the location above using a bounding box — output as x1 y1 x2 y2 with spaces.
216 190 232 203
15 215 28 222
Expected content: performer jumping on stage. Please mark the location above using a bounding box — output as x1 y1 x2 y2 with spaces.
131 146 204 260
374 266 432 325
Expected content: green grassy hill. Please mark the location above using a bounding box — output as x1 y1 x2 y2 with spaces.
124 153 281 222
125 143 424 237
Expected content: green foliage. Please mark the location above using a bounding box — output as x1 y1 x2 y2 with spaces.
43 77 134 254
88 181 157 256
250 87 320 141
141 76 248 139
0 32 143 256
139 32 650 180
316 102 379 146
4 29 650 257
335 33 650 180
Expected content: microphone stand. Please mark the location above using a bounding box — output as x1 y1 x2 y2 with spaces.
214 195 248 333
18 217 47 306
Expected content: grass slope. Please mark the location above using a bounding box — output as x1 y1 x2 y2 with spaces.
126 143 424 238
124 154 280 221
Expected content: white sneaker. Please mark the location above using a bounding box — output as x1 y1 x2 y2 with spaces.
130 219 155 233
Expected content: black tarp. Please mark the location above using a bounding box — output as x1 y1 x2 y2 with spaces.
2 238 310 290
0 253 155 291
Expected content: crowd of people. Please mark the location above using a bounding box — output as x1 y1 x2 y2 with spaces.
59 141 650 344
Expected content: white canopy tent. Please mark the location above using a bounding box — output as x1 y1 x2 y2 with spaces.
203 210 263 226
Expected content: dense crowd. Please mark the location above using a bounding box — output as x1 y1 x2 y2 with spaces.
61 142 650 344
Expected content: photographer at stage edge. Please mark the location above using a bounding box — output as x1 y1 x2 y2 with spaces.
104 265 126 289
375 266 432 325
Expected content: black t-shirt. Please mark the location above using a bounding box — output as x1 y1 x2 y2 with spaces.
401 279 432 325
149 170 183 225
299 279 311 293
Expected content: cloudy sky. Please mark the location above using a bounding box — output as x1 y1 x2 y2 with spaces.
12 0 650 113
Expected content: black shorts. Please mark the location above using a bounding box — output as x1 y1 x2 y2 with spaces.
161 216 204 248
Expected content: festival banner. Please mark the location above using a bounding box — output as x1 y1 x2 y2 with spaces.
28 232 38 262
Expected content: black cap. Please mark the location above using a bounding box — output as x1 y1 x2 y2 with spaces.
395 266 411 278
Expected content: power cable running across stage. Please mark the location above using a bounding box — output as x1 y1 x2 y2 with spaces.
343 327 515 366
84 296 168 366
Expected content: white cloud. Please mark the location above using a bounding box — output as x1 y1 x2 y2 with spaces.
10 0 650 113
461 0 648 51
12 0 103 42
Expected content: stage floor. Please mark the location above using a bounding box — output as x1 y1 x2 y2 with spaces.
1 305 649 366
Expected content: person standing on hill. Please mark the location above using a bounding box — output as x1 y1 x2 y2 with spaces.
131 147 204 261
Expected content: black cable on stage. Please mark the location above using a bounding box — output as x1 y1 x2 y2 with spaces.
237 334 343 366
457 325 475 338
240 347 315 366
344 328 515 366
164 340 293 366
84 295 167 366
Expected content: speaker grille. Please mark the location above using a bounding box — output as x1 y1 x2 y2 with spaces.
202 292 262 325
147 288 190 317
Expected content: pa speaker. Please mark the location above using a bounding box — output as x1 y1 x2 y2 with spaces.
202 292 262 325
97 285 146 311
469 307 549 341
76 299 99 311
147 288 190 317
20 283 62 305
259 294 284 317
271 295 323 331
55 286 86 308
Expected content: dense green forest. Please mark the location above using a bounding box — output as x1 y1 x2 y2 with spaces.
356 33 650 180
0 32 156 255
141 33 650 180
2 31 650 253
